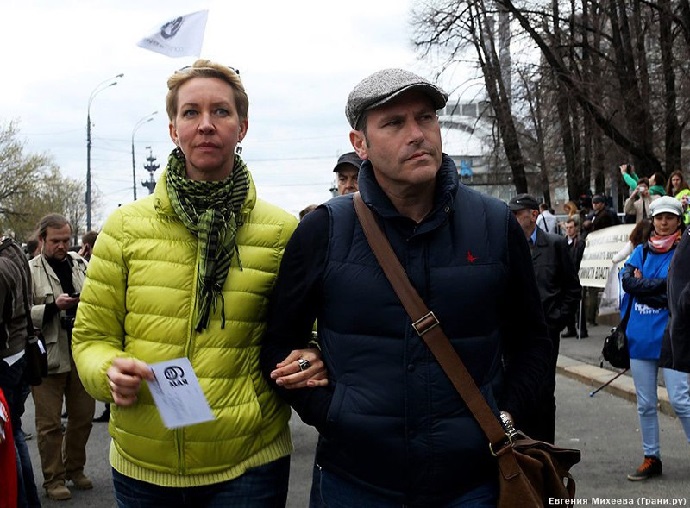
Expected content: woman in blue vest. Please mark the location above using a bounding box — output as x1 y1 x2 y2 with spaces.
621 196 690 481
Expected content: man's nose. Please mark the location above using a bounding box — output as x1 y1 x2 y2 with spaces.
406 121 424 142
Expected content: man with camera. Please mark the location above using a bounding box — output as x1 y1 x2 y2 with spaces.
29 214 94 501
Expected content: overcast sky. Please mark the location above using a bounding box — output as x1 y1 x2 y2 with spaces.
3 0 476 225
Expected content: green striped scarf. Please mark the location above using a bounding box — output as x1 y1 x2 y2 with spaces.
165 148 249 331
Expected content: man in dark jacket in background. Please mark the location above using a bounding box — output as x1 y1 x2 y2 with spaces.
665 227 690 372
583 194 620 234
261 68 551 507
563 218 587 338
510 194 581 443
0 236 41 507
332 152 363 196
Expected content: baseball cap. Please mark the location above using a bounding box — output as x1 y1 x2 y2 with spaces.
346 69 448 129
508 194 540 211
649 196 682 217
592 195 606 204
333 152 363 173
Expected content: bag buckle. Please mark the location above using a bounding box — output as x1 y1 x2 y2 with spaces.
489 434 514 457
411 311 440 336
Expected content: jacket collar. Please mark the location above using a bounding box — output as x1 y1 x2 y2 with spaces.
358 154 458 229
534 227 550 246
531 227 550 261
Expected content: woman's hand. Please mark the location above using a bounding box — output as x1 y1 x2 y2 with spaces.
107 357 154 407
634 268 643 279
270 348 328 389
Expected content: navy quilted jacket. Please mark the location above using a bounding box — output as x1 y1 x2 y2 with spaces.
262 155 550 506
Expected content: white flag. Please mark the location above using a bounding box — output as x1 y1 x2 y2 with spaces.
137 10 209 58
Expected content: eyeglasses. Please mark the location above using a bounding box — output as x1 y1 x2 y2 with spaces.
177 65 240 76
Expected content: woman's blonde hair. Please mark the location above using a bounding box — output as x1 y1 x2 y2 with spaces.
563 201 579 217
165 59 248 122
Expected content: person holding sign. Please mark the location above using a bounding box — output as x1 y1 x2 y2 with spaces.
72 60 325 507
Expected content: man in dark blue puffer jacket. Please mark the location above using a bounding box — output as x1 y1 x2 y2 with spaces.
261 68 552 507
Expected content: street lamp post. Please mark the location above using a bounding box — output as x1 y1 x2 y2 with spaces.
86 73 123 231
131 111 157 201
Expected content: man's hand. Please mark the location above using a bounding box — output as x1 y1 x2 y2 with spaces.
107 357 154 407
270 348 328 389
55 293 79 311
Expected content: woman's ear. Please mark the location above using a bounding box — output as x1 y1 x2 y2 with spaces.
169 122 179 146
238 118 249 142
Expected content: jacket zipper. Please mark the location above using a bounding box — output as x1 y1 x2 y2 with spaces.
177 253 203 475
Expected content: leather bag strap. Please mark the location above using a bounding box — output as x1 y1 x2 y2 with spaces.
352 192 509 448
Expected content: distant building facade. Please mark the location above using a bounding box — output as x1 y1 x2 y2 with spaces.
440 99 567 206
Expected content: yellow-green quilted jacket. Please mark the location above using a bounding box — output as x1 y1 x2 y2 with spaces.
72 170 297 487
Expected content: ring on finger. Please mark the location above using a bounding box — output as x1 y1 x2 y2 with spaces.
297 357 311 372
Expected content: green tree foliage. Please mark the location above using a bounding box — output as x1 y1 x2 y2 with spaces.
0 120 89 242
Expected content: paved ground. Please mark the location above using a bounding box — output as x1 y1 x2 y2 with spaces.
558 322 677 415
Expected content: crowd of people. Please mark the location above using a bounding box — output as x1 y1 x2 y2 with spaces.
550 164 690 482
1 60 690 506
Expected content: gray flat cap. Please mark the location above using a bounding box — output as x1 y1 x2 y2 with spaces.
346 69 448 129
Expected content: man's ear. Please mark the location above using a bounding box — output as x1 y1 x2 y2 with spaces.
349 130 368 160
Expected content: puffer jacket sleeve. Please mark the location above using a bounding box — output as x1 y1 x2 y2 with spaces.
72 209 131 402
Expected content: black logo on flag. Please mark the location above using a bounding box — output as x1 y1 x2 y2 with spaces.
160 17 184 40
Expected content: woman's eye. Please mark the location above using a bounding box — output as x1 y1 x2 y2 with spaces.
182 109 197 118
215 108 230 117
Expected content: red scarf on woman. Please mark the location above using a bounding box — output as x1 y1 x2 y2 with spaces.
648 229 682 253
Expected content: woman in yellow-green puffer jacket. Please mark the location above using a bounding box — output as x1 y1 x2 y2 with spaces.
72 60 324 507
